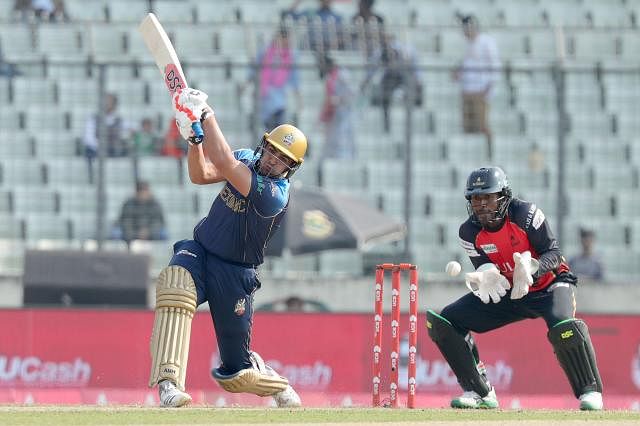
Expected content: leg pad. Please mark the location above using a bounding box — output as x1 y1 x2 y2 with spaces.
548 318 603 398
427 309 491 397
148 266 197 390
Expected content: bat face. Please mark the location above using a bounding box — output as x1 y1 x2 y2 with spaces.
165 63 186 96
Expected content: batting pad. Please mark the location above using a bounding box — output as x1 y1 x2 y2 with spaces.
212 367 289 396
149 266 197 390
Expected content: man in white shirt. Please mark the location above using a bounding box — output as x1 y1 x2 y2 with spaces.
453 15 500 160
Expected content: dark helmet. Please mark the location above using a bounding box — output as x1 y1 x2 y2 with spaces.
465 166 512 225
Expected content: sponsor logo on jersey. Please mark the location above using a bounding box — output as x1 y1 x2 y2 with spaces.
480 243 498 254
525 203 536 228
234 298 246 316
220 185 247 213
459 238 480 257
532 209 545 230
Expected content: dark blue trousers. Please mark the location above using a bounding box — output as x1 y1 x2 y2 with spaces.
168 239 260 375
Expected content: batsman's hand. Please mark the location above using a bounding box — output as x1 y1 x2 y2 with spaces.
174 88 210 143
511 251 539 300
465 263 510 304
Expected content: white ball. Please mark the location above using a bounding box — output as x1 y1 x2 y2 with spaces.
445 261 462 277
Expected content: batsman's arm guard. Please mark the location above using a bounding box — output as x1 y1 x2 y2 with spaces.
148 266 197 391
426 309 492 397
548 318 603 398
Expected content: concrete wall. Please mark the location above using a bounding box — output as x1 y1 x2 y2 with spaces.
2 274 638 314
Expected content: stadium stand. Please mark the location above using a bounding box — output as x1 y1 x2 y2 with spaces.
0 0 638 285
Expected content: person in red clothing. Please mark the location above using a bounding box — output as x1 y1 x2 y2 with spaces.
426 166 603 411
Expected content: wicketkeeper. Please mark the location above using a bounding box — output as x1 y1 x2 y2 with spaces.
426 166 603 410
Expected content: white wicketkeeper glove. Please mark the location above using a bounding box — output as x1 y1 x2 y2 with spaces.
173 88 210 141
465 263 510 304
510 251 540 300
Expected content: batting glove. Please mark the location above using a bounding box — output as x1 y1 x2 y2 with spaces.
174 88 209 143
511 251 540 300
465 263 510 304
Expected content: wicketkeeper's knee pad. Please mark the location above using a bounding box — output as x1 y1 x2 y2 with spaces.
426 309 491 397
548 318 603 398
211 351 288 397
148 265 197 391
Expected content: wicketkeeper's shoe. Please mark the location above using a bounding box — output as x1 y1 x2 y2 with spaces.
579 391 603 411
273 384 302 408
159 379 192 407
451 387 499 409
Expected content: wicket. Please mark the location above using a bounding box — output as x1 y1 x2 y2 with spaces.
372 263 418 408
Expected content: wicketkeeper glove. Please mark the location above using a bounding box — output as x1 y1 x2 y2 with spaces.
173 88 210 143
510 251 540 300
465 263 510 304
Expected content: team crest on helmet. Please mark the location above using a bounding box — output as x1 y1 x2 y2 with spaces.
234 298 246 316
282 133 294 146
473 176 485 186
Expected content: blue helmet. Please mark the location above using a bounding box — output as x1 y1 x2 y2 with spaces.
465 167 512 225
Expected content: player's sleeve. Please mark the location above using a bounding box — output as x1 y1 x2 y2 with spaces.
459 222 491 269
247 174 288 217
520 203 564 276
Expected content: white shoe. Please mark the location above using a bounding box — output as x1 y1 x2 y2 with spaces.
579 391 603 411
159 380 192 407
273 385 302 408
451 387 499 409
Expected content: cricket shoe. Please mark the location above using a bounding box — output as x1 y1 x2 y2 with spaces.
273 385 302 408
451 387 499 409
159 379 192 407
579 391 603 411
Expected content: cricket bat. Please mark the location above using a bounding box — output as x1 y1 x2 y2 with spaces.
139 12 204 142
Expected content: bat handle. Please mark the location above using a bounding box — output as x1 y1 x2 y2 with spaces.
191 121 204 143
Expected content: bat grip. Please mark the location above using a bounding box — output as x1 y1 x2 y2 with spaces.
191 121 204 144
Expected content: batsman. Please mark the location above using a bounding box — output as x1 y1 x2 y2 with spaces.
426 166 603 410
147 88 307 407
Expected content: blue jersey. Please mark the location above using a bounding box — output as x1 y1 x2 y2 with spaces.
193 149 289 266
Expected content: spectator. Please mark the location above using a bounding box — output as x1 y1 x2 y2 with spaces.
112 181 167 245
282 0 344 52
12 0 32 21
351 0 384 56
452 15 500 160
569 228 604 282
362 32 422 133
318 55 355 159
241 26 301 132
30 0 67 22
132 117 162 156
83 93 130 159
161 117 187 158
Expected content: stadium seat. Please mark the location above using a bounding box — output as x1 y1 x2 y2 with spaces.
0 158 45 186
12 77 57 105
319 250 363 277
154 187 198 216
37 24 86 60
107 0 150 22
104 158 137 186
58 185 99 214
23 213 71 242
137 156 183 186
46 158 91 186
319 159 367 190
13 187 60 215
65 0 107 22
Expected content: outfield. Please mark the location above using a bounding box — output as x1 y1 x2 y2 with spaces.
0 407 639 425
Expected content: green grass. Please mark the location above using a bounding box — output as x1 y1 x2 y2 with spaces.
0 407 638 425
